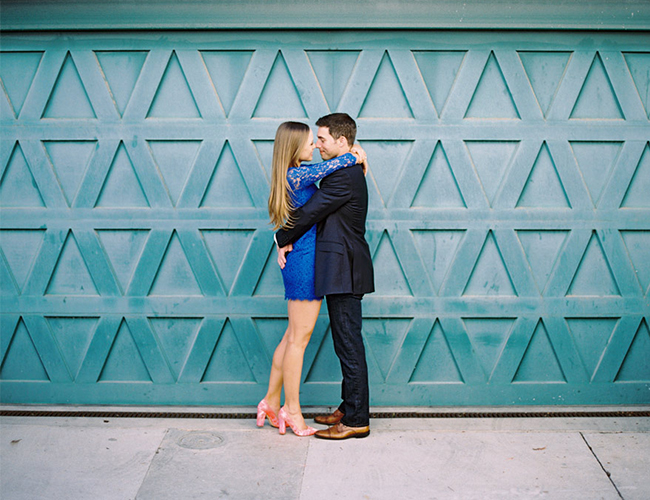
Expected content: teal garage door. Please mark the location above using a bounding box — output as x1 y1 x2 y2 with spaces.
1 30 649 406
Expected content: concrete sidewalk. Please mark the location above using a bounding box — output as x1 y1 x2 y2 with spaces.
1 406 649 500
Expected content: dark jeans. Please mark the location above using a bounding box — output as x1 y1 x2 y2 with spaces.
326 293 369 427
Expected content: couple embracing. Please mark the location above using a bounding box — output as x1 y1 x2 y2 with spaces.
256 113 375 440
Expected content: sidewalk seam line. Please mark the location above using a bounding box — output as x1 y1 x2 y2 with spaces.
134 427 170 500
580 432 624 500
297 436 312 500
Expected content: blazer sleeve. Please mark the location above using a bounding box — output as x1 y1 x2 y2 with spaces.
275 169 352 247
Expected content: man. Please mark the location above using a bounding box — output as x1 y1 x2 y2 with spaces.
275 113 374 440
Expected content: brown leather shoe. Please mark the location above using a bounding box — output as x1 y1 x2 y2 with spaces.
314 408 344 425
314 422 370 440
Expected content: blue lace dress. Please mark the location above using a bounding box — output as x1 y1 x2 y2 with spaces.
281 153 357 301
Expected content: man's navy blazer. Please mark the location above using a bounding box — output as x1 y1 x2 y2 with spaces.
275 163 375 297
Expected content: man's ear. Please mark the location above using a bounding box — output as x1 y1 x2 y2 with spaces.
337 136 349 149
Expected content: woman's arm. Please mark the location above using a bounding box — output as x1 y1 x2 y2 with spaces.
286 152 357 190
276 168 352 247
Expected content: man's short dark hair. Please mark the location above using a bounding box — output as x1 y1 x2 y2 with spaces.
316 113 357 146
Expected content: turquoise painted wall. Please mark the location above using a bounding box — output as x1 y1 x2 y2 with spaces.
1 29 649 406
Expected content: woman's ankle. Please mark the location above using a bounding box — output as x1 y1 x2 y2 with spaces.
263 395 281 409
283 405 303 417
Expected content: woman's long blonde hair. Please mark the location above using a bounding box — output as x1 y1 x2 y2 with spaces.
268 121 310 230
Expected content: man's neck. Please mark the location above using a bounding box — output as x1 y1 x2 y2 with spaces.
332 147 351 159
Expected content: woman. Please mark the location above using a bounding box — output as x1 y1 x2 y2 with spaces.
257 121 366 436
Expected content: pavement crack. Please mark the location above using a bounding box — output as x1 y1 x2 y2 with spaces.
580 432 624 499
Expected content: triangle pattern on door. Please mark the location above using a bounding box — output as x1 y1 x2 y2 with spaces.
0 51 43 117
201 229 254 293
620 230 650 294
0 143 45 208
98 319 152 382
571 53 623 119
0 229 45 291
371 231 412 296
147 51 200 118
410 320 464 383
149 231 202 296
148 140 201 206
252 140 274 181
200 142 254 208
44 140 97 206
95 143 150 208
570 141 622 206
518 51 571 116
252 244 284 297
364 342 387 386
465 140 519 205
466 52 519 119
566 318 618 379
201 319 256 382
463 317 515 379
307 50 360 111
513 320 566 383
46 230 99 296
620 143 650 208
624 52 650 119
411 142 466 208
43 52 96 118
411 230 465 294
615 319 650 382
0 263 15 296
463 231 517 296
413 50 466 116
96 229 149 293
304 326 341 383
47 316 98 379
363 318 411 381
253 52 307 118
359 51 413 118
252 318 287 361
201 50 253 116
150 317 202 380
360 140 413 207
567 232 620 297
95 51 148 116
516 143 571 208
0 318 50 381
516 230 569 292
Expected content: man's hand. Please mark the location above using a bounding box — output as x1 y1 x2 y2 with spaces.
277 243 293 269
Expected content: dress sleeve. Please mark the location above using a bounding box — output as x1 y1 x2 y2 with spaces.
286 153 356 190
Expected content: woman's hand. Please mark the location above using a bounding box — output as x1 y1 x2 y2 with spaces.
350 144 366 163
350 144 369 176
277 243 293 269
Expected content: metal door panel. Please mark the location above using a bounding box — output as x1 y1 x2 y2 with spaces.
1 31 648 405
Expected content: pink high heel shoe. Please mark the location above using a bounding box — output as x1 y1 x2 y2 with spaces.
257 399 279 428
278 407 317 436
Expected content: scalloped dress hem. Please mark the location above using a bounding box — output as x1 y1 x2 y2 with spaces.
284 294 323 302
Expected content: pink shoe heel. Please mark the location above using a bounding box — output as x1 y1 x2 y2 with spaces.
278 407 317 437
257 399 279 428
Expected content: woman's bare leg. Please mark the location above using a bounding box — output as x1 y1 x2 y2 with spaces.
282 299 322 430
263 329 288 415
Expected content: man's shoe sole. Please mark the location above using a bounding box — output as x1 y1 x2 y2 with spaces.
314 430 370 440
